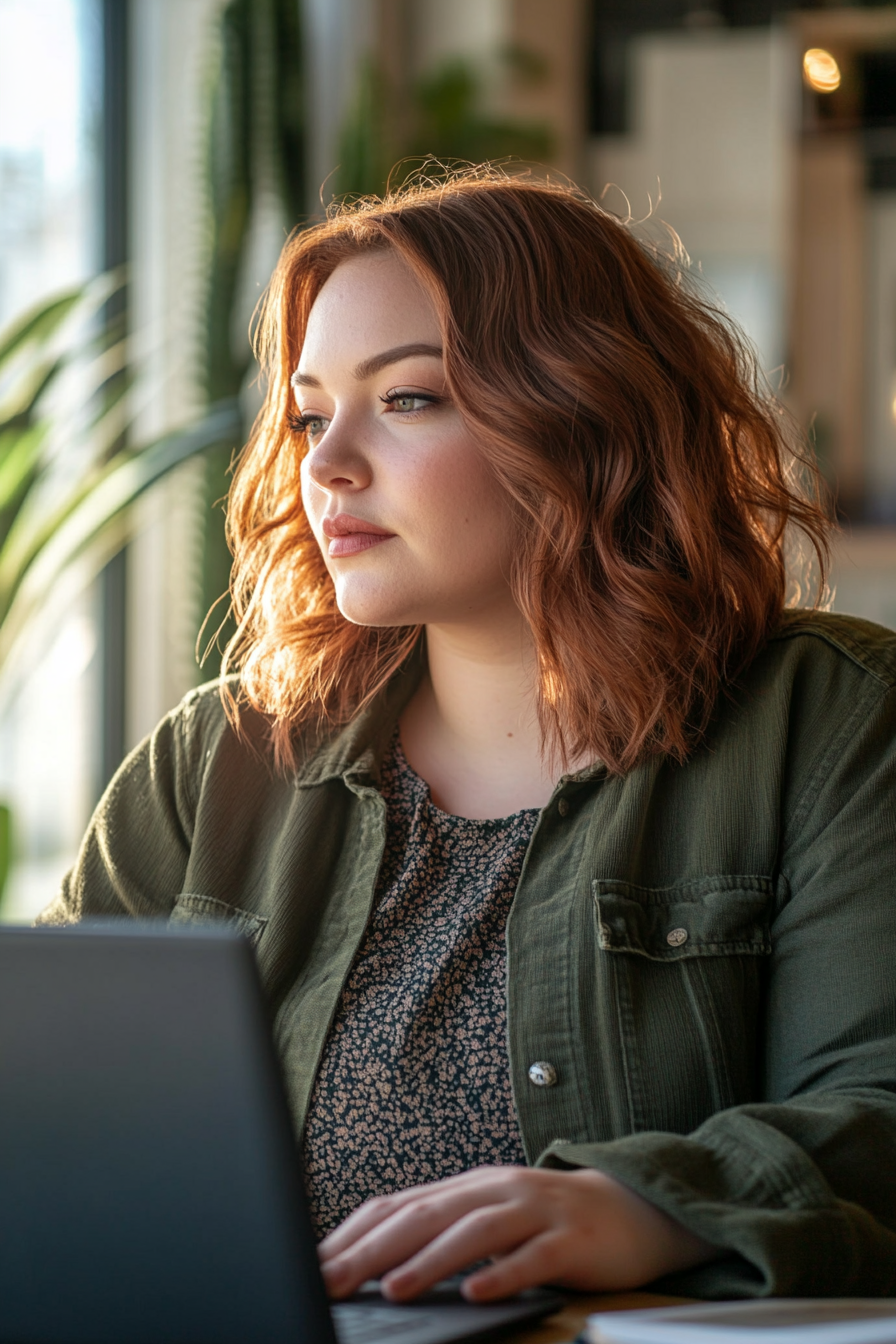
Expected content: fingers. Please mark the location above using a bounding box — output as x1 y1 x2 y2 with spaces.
380 1203 539 1302
461 1230 570 1302
319 1170 494 1261
318 1191 411 1261
322 1194 469 1296
320 1168 529 1300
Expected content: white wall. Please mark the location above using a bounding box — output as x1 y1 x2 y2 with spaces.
412 0 507 79
829 528 896 630
589 28 797 376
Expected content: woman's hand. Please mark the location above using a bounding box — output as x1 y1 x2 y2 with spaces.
318 1165 717 1303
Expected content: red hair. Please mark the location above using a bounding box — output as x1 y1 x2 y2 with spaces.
223 167 831 774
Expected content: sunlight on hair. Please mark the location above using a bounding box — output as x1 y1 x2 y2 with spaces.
223 166 835 776
540 664 564 710
802 48 841 94
785 526 833 613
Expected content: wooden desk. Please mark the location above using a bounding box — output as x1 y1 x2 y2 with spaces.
509 1292 691 1343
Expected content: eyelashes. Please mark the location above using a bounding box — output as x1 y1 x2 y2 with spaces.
285 389 444 439
286 408 328 438
286 408 309 434
378 391 442 412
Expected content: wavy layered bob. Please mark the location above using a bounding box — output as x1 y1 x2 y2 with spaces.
223 167 831 774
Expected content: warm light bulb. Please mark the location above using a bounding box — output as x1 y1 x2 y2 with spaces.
891 390 896 424
803 48 841 94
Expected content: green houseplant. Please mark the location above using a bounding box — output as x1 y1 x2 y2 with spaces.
0 0 302 913
0 277 241 908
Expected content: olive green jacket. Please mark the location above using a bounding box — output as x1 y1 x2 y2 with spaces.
38 611 896 1299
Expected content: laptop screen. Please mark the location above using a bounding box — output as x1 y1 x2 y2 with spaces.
0 924 336 1344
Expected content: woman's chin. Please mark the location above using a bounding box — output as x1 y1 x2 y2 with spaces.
334 592 423 629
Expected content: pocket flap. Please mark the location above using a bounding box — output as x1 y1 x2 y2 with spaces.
169 893 268 948
592 875 772 960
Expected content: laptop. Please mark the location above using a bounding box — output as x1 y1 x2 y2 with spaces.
0 924 564 1344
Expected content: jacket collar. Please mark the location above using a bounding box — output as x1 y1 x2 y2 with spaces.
289 645 608 795
291 646 426 789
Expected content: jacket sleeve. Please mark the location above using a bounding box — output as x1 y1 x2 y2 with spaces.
35 692 204 925
540 670 896 1298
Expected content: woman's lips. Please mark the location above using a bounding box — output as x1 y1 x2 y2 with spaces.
327 531 394 558
322 513 395 559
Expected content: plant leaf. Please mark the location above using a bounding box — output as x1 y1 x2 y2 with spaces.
0 802 11 912
0 354 67 430
0 400 242 670
0 422 49 516
0 291 85 371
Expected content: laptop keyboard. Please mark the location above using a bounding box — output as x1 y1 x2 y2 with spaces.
329 1280 566 1343
331 1302 443 1341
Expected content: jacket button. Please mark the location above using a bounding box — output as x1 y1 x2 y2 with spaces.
557 798 570 817
666 927 688 947
528 1061 559 1087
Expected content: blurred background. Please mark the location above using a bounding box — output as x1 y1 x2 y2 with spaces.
0 0 894 922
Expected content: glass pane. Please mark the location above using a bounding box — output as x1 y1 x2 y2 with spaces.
0 0 100 923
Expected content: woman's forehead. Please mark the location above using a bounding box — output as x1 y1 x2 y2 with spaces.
299 252 441 377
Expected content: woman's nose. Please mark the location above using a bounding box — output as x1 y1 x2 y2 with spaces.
303 420 372 493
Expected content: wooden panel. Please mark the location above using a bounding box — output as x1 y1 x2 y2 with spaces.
505 0 588 180
509 1290 692 1344
789 134 865 511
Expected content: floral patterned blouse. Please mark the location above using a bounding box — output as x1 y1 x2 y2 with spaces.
302 730 539 1238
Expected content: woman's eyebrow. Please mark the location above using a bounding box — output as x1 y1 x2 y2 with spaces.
290 342 443 389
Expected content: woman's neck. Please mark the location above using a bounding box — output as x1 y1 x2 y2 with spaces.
398 611 562 819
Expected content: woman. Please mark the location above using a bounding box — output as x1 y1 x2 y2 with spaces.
40 169 896 1302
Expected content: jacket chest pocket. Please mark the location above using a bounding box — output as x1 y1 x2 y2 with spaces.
592 876 773 1134
169 892 269 948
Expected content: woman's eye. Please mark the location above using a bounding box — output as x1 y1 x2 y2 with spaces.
380 390 440 414
287 409 327 440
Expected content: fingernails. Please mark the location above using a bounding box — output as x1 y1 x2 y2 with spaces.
381 1270 416 1301
461 1274 491 1303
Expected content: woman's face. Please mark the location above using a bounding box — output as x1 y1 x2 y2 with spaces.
296 250 518 630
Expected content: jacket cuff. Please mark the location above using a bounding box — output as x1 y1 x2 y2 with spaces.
535 1125 896 1298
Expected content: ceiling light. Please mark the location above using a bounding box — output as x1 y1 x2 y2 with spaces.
803 48 841 94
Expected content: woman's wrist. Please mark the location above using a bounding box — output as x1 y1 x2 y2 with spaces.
568 1167 719 1286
